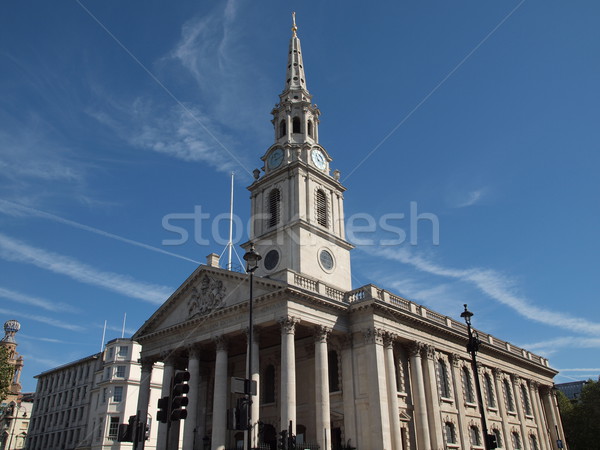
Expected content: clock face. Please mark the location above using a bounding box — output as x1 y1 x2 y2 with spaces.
268 148 284 169
311 149 327 170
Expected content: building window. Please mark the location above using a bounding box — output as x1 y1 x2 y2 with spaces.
445 422 456 444
470 425 481 446
522 384 532 415
463 367 475 403
268 189 281 228
512 432 522 450
116 366 126 378
118 346 128 357
316 189 328 227
505 379 516 412
292 116 301 134
485 373 496 407
104 367 111 380
279 119 286 138
493 429 503 448
102 388 107 404
308 120 313 137
107 347 114 360
262 365 275 404
113 386 123 402
529 434 539 450
108 416 119 440
328 350 340 392
438 359 451 398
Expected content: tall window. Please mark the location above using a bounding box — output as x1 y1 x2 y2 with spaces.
470 426 481 446
438 359 451 398
308 120 313 137
512 432 522 450
485 373 496 407
113 386 123 402
505 379 516 412
279 119 286 138
463 367 475 403
445 422 456 444
268 189 281 228
262 365 275 403
118 346 128 357
292 117 301 133
522 384 532 415
108 417 119 439
328 350 340 392
529 434 539 450
493 429 502 449
316 189 328 227
116 366 126 378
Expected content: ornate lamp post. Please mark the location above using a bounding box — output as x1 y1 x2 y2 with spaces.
461 304 496 450
243 244 261 450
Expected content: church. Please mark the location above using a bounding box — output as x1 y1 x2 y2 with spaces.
132 15 566 450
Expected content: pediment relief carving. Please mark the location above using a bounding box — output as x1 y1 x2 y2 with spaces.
187 274 227 318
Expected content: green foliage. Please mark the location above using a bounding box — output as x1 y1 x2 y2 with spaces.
0 346 14 402
558 380 600 450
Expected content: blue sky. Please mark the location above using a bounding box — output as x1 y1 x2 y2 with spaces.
1 1 599 392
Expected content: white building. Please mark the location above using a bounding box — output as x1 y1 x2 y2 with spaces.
0 400 33 450
131 15 567 450
26 339 163 450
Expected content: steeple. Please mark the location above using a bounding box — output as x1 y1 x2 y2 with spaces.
283 12 309 96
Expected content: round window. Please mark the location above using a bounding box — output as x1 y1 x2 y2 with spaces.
264 249 280 271
319 249 334 271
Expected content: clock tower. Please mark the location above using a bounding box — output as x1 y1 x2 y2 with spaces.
247 13 353 291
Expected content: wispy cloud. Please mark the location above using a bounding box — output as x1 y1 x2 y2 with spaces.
454 189 486 208
0 286 77 313
18 334 74 345
0 198 200 265
0 307 84 332
556 368 600 372
367 246 600 336
0 233 173 304
521 336 600 352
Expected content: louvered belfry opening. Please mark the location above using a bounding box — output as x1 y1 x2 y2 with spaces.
316 189 328 227
268 189 281 228
279 119 286 138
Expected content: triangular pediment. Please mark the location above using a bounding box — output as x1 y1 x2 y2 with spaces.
133 265 286 340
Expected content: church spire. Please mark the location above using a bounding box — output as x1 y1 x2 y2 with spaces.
283 12 309 95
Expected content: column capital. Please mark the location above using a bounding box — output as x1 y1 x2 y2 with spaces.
493 367 503 378
510 373 520 384
160 351 176 366
539 384 553 395
213 335 228 351
409 341 425 358
244 326 261 340
362 327 384 345
314 325 331 343
279 316 300 334
382 332 397 348
187 345 201 360
341 333 353 350
449 353 462 367
424 344 436 360
139 357 156 371
530 380 540 389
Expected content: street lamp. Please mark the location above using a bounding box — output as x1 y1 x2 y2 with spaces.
461 304 497 450
243 243 261 450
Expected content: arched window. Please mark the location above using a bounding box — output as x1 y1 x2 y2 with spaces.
438 359 451 398
316 189 328 227
505 379 516 412
328 350 340 392
522 384 532 415
308 120 313 137
279 119 286 138
444 422 456 444
268 189 281 228
512 432 522 450
262 364 275 403
485 373 496 407
529 434 539 450
493 429 503 448
292 116 301 134
463 367 475 403
470 425 481 446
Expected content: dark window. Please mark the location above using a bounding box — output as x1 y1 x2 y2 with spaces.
264 249 280 271
328 350 340 392
268 189 281 228
470 426 481 446
108 417 119 439
463 367 475 403
279 119 286 138
316 189 328 227
292 117 301 133
530 434 539 450
262 365 275 403
493 429 502 448
505 379 516 411
485 373 496 407
308 120 313 137
438 359 451 398
445 422 456 444
522 384 532 415
512 431 522 450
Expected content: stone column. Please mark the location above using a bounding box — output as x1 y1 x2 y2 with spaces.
212 336 228 450
450 354 469 448
314 326 332 450
383 334 403 450
511 375 529 449
408 342 430 449
493 369 511 450
529 381 549 450
184 347 200 450
136 358 154 437
363 327 392 450
541 386 566 449
280 316 299 433
157 354 175 450
197 367 209 446
340 334 357 448
422 344 443 449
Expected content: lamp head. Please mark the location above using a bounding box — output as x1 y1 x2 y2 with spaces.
243 243 262 272
460 304 473 325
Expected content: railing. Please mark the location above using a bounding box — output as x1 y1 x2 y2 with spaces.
294 274 317 291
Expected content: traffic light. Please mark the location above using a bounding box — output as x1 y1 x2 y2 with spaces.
278 430 288 450
117 415 136 442
157 396 170 424
486 434 498 449
288 433 296 450
171 370 190 421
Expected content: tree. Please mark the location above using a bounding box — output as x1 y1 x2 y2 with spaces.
0 346 14 402
557 379 600 450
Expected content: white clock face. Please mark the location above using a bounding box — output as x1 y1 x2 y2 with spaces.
311 149 326 170
268 148 284 169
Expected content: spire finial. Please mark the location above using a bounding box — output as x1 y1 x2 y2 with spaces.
292 12 297 36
